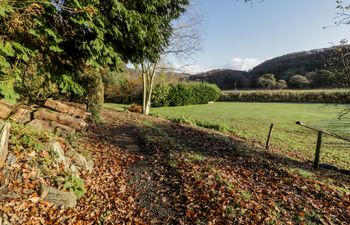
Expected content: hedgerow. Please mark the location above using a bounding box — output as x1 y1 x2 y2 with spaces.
220 89 350 103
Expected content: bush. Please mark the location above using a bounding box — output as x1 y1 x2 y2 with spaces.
168 83 194 106
151 84 172 107
79 69 104 123
191 82 222 104
152 82 221 107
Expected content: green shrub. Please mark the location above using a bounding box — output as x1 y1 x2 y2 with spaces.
152 82 221 107
168 82 194 106
151 84 172 107
79 69 104 123
191 82 222 104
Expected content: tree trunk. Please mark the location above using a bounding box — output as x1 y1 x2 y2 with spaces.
142 62 157 115
143 82 152 115
142 71 147 114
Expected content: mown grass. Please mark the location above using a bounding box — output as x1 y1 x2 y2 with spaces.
104 103 128 112
148 102 350 170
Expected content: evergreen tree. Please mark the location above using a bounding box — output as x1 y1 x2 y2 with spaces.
0 0 189 106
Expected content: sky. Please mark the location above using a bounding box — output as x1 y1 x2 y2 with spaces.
176 0 350 74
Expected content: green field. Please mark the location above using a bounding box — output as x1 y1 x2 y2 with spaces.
104 103 127 112
148 102 350 170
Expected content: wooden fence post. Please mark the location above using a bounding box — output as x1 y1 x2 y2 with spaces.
313 131 323 170
265 123 274 150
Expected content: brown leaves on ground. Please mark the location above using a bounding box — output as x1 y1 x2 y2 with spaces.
1 109 349 224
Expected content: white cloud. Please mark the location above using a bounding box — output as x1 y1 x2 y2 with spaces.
226 57 264 71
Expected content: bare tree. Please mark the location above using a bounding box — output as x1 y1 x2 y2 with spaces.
137 4 203 115
328 1 350 118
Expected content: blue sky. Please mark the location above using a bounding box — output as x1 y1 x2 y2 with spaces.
178 0 350 73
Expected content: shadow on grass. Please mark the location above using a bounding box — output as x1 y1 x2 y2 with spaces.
150 121 350 184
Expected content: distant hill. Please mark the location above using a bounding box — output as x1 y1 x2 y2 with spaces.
188 45 350 89
249 47 336 80
188 69 249 89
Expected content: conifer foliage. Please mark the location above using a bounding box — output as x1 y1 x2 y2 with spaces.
0 0 189 105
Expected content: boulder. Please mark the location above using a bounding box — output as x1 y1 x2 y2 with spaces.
0 123 10 169
34 108 87 131
67 149 94 173
0 101 13 119
28 119 75 135
40 185 77 208
44 99 86 119
10 106 33 123
50 142 71 173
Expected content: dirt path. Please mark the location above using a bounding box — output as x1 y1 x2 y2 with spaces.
91 110 184 224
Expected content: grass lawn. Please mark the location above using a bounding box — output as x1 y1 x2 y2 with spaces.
148 102 350 170
104 103 128 112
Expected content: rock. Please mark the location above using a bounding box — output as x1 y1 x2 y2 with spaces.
34 108 87 131
10 106 32 123
28 119 76 135
44 99 86 119
0 123 11 169
40 185 77 208
6 153 16 166
50 142 71 173
67 149 94 173
0 101 13 119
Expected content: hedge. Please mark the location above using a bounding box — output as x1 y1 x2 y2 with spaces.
220 89 350 103
152 82 221 107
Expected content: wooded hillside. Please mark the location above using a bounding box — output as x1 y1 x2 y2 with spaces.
188 45 350 89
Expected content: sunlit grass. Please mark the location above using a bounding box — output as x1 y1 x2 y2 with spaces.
149 102 350 169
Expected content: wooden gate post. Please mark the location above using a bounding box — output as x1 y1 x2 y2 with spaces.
313 131 323 170
265 123 274 150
